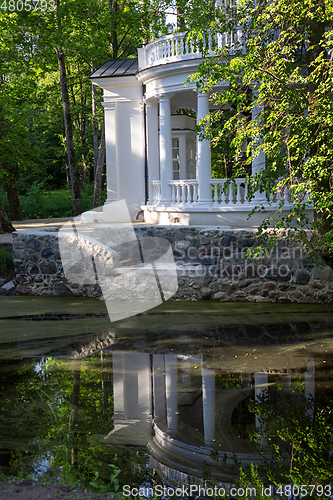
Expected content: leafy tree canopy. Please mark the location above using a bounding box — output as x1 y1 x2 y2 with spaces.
191 0 333 264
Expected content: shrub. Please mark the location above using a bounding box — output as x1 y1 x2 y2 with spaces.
0 184 107 220
0 248 13 274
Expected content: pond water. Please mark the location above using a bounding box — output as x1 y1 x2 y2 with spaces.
0 297 333 496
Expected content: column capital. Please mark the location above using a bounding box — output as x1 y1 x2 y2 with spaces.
103 101 117 110
146 97 159 108
197 90 209 97
158 92 174 102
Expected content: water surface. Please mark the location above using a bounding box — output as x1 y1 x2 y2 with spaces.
0 297 332 494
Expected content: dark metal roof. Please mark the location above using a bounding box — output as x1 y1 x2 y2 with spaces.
89 59 138 79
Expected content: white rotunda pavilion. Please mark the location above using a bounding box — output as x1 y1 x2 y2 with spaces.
89 31 300 227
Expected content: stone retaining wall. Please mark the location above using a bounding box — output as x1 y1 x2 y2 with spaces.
12 226 333 304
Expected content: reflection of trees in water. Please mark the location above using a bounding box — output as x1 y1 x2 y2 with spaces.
0 354 157 491
1 353 333 492
239 386 333 486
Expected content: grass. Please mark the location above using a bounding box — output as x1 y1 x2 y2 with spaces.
0 248 13 274
0 183 107 220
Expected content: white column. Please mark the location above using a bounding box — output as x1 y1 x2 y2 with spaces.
251 91 266 203
197 92 212 203
153 354 166 420
165 354 178 434
116 100 145 206
202 366 215 445
103 101 117 203
159 94 173 204
146 99 160 197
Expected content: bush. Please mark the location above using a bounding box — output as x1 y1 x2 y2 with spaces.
0 184 107 220
0 248 13 274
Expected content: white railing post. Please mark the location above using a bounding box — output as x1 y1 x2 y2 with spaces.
182 183 187 204
171 184 176 203
141 29 243 70
177 184 181 203
221 180 227 204
235 179 242 205
180 36 184 55
186 184 191 203
229 182 235 204
213 183 219 205
208 32 212 53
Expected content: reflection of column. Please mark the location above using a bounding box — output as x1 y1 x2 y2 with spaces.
241 372 251 389
197 92 212 203
251 91 266 203
104 102 117 202
165 355 178 434
159 95 173 203
202 366 215 445
181 359 191 387
305 359 315 417
153 354 166 420
123 352 139 419
112 352 124 415
281 374 291 395
137 353 152 420
255 372 268 430
146 99 160 196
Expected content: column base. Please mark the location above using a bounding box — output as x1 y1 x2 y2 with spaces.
197 199 213 204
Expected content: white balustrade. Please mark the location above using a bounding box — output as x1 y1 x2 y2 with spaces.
269 179 290 204
150 180 161 203
210 178 250 206
149 178 291 208
139 30 243 70
168 180 199 205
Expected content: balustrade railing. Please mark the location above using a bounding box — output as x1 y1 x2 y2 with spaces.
169 180 199 204
210 178 249 206
150 180 161 203
148 178 290 208
138 30 243 70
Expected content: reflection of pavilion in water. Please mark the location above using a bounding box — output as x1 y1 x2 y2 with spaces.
104 352 315 485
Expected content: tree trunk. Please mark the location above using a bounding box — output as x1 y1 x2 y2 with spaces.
93 117 106 208
2 163 23 221
0 198 15 233
71 359 81 470
56 47 83 216
177 1 185 30
109 0 119 58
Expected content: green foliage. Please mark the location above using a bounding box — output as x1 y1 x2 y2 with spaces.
192 0 333 261
248 390 333 488
0 0 177 215
0 184 106 220
0 248 13 274
89 460 121 494
0 355 157 493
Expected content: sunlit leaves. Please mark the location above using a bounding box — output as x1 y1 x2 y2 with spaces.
193 0 333 260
